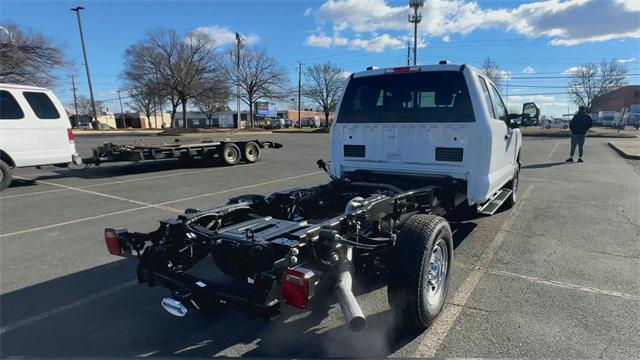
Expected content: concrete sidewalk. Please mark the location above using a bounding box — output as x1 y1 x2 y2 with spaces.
608 139 640 159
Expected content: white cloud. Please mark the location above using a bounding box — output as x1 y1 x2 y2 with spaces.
303 7 313 16
522 66 535 73
349 33 405 52
191 26 259 47
338 71 352 78
562 65 587 75
617 57 637 64
305 33 333 47
304 0 640 50
442 35 450 42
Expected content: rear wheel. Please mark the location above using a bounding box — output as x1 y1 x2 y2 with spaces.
504 163 519 209
0 159 13 191
221 143 241 166
243 142 260 163
388 214 453 329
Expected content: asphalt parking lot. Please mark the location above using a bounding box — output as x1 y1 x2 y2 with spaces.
1 133 638 358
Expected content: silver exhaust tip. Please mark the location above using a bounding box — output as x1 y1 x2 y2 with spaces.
161 297 188 317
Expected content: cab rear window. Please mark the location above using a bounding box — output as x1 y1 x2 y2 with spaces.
23 92 60 119
337 71 474 123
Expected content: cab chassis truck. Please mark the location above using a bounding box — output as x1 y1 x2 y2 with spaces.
105 63 535 331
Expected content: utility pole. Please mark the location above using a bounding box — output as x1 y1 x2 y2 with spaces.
71 6 98 123
406 42 411 66
235 32 242 129
70 75 79 128
116 90 125 128
298 61 303 129
408 0 424 66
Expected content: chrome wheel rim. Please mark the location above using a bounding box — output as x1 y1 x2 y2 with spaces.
226 148 238 162
512 167 519 202
426 238 448 306
246 146 258 161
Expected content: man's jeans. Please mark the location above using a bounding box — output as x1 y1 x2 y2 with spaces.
570 134 586 158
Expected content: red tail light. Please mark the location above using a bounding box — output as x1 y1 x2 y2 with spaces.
105 228 121 256
67 128 75 143
281 267 316 309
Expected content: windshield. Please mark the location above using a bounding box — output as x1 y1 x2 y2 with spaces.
337 71 474 123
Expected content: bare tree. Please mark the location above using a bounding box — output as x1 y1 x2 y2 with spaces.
481 57 504 89
568 59 627 112
127 84 156 128
194 77 231 124
74 95 104 116
123 29 222 128
0 23 67 87
226 45 290 127
304 62 345 127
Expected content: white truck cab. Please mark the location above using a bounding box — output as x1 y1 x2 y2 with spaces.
0 83 81 190
330 64 537 212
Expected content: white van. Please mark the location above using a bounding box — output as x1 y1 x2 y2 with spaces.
0 83 81 190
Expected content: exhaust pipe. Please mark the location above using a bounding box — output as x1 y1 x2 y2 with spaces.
161 297 188 317
335 260 366 332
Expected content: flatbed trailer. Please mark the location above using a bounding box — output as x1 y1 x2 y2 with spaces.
82 139 282 166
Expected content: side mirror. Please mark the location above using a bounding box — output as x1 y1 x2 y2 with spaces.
522 102 540 119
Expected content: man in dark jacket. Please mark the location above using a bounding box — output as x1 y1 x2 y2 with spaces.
566 106 592 163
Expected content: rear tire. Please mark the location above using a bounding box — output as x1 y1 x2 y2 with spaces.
243 142 260 163
0 159 13 191
388 214 453 330
221 143 241 166
504 163 519 209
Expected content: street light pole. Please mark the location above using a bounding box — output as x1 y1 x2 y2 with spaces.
116 90 125 128
70 75 79 127
298 61 303 129
235 32 242 129
71 6 98 123
408 0 424 66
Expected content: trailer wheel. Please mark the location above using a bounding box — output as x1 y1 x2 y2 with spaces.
222 143 241 166
0 159 13 191
388 214 452 329
243 142 260 163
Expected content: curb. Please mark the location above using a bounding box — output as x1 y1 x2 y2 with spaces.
608 142 640 160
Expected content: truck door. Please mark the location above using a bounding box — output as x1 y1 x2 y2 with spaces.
478 77 516 191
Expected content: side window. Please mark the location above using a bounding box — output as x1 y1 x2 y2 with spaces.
489 84 507 122
478 77 495 118
0 90 25 119
23 92 60 119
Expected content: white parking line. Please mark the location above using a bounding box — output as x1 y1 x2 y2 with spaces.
15 177 183 214
0 206 151 238
0 171 324 239
412 185 535 358
548 140 560 158
0 162 269 200
486 268 640 301
0 279 138 335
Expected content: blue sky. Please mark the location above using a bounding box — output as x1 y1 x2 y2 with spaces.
2 0 639 116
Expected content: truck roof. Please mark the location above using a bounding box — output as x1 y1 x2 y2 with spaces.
352 63 479 79
0 83 50 91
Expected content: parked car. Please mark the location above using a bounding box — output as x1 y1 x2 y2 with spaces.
0 83 82 190
543 118 569 129
269 118 285 129
300 116 321 128
77 123 92 130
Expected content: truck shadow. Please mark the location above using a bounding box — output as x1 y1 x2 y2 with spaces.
1 216 478 358
10 159 255 186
